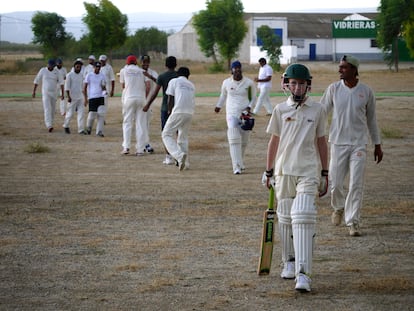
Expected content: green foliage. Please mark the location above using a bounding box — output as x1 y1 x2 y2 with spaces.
402 10 414 57
376 0 414 71
82 0 128 58
31 12 69 58
256 25 282 71
381 127 404 139
24 142 50 153
193 0 247 69
117 27 168 57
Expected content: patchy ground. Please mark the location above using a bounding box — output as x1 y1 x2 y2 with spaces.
0 63 413 310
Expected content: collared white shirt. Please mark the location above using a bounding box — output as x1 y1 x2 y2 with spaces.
34 67 64 95
266 96 326 177
119 64 146 100
65 70 84 100
166 76 196 115
257 63 273 89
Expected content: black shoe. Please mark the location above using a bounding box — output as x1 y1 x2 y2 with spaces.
97 131 104 137
86 127 91 135
144 144 154 153
48 127 54 133
64 127 70 134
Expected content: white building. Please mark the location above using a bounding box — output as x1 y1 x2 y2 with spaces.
168 12 381 64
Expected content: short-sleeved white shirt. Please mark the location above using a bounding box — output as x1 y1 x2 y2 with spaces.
257 64 273 89
165 76 195 114
65 70 84 100
100 64 115 90
84 72 106 99
34 67 63 95
119 64 146 100
266 96 326 177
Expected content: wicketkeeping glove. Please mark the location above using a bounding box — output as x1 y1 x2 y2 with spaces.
319 170 329 197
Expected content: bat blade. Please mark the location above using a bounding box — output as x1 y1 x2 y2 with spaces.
257 187 276 275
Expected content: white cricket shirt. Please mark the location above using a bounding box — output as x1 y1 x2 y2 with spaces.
119 65 146 100
166 76 196 114
266 96 326 177
65 71 84 100
84 72 106 100
257 64 273 89
33 67 63 95
321 80 381 145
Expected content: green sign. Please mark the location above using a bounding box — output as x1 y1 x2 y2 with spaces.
332 20 377 38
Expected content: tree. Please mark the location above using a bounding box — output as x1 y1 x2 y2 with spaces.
31 12 69 58
256 25 282 71
376 0 414 71
193 0 247 70
82 0 128 60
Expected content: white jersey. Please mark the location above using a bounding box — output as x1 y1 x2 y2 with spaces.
56 66 67 81
100 63 115 91
84 72 106 99
119 64 146 100
266 96 326 177
321 79 381 145
257 63 273 89
34 67 64 95
83 64 94 78
65 70 84 100
216 76 256 118
166 76 196 114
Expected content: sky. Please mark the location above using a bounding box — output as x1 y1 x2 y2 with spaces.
1 0 381 16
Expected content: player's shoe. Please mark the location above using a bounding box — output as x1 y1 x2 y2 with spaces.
144 144 154 153
295 273 311 292
121 148 129 155
64 127 70 134
178 153 187 171
86 127 92 135
349 223 361 236
281 261 295 279
48 127 54 133
97 131 104 137
163 155 175 165
331 209 344 226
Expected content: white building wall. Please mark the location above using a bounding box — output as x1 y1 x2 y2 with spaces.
333 38 382 61
295 38 332 61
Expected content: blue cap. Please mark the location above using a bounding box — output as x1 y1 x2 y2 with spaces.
231 60 241 69
48 59 56 67
56 58 63 64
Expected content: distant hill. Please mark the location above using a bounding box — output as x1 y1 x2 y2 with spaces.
1 11 192 44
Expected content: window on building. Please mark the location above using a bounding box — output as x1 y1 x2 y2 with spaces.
371 39 378 48
290 39 305 48
257 28 283 46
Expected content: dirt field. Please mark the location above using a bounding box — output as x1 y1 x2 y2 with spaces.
0 64 413 310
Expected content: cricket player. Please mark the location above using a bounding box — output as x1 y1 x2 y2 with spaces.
99 55 115 119
32 59 64 132
253 57 273 115
140 54 158 154
83 55 96 78
321 55 383 236
162 66 195 171
84 61 107 137
264 64 328 292
119 55 148 155
63 59 86 134
56 58 67 117
215 61 257 175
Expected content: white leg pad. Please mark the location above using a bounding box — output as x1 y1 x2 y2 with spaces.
277 198 294 263
291 194 316 276
227 128 242 171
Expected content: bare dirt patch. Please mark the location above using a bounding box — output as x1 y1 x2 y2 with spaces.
0 65 413 310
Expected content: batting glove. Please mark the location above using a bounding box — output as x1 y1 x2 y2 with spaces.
319 170 329 197
262 169 275 189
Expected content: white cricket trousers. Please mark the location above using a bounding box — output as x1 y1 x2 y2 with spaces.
330 144 367 226
87 105 105 135
42 92 58 129
122 97 148 151
253 87 272 115
226 115 250 171
63 98 85 133
162 113 192 162
275 175 318 276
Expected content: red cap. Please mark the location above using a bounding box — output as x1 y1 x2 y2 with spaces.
126 55 137 65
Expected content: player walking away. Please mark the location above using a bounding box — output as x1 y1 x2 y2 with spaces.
32 59 64 133
140 55 158 154
263 64 328 292
253 57 273 115
56 58 68 117
119 55 148 156
162 67 195 171
320 55 383 236
143 56 178 165
215 61 257 175
83 61 107 137
63 59 86 135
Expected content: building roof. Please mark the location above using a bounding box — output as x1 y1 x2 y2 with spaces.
244 12 378 38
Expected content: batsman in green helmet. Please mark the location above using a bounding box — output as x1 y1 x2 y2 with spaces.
263 63 329 293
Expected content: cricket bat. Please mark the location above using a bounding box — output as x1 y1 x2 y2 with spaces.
257 186 276 275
